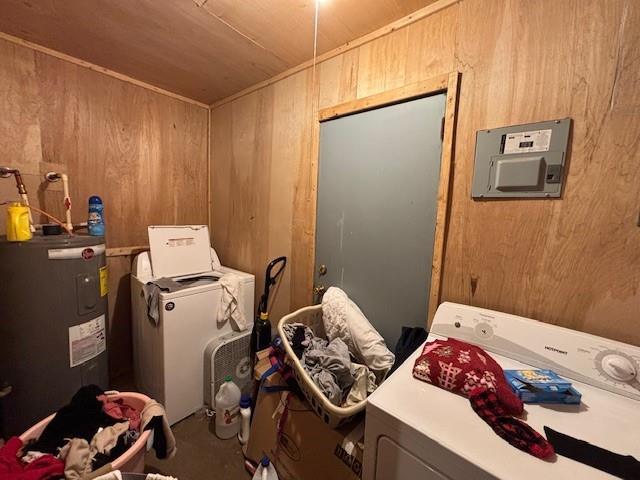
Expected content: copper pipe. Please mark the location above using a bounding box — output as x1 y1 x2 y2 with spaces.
0 167 26 194
1 167 35 230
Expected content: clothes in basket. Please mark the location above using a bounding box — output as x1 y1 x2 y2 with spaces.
282 323 377 407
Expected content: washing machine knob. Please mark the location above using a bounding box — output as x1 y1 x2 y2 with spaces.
474 322 494 339
601 354 637 382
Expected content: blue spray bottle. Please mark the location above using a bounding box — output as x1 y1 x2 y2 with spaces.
88 195 105 236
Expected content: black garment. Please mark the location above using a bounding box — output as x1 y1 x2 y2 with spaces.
144 416 168 459
291 326 307 359
389 326 429 374
544 427 640 479
26 385 117 455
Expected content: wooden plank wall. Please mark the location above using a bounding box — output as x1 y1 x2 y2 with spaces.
210 0 640 346
0 38 209 378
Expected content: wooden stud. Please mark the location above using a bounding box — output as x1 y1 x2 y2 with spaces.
318 74 449 121
427 71 460 324
207 107 213 233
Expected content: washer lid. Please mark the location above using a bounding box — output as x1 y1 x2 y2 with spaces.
148 225 220 278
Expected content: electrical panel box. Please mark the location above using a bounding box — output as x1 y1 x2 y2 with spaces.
471 118 571 198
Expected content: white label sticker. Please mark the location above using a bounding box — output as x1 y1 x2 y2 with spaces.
166 237 195 247
503 129 552 154
69 315 106 367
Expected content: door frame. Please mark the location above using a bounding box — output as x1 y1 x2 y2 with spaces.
312 71 460 326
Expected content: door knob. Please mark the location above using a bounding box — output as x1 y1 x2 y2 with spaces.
313 284 326 296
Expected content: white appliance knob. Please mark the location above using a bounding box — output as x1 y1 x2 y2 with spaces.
601 354 637 382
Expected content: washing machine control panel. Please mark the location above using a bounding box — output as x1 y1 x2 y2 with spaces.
431 302 640 401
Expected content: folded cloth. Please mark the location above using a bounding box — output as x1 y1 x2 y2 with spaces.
412 339 554 459
142 278 186 326
141 401 177 459
217 273 248 331
321 287 394 380
26 385 117 455
0 437 64 480
97 395 141 431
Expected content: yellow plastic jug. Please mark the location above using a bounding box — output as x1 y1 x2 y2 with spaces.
6 202 32 241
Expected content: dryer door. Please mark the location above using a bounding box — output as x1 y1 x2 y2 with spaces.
375 436 451 480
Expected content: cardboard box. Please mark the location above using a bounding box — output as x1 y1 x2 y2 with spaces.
504 369 582 404
246 367 364 480
253 347 274 380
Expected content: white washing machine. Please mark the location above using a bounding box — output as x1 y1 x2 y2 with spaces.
131 225 254 425
364 302 640 479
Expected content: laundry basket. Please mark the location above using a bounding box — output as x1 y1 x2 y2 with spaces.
19 391 153 473
277 304 365 428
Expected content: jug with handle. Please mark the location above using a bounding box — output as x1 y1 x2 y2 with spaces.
6 202 32 241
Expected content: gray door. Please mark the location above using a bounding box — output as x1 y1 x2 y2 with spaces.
315 93 446 349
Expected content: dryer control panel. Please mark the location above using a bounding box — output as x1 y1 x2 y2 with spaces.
431 302 640 401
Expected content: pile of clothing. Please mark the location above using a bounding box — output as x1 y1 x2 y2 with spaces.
0 385 176 480
412 339 554 459
283 287 395 407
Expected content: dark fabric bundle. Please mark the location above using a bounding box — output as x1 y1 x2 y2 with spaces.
26 385 117 455
389 326 429 374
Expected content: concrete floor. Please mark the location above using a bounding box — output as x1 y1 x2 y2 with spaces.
112 374 250 479
144 411 249 480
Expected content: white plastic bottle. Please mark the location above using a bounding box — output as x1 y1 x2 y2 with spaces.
252 456 278 480
215 375 241 439
238 394 252 445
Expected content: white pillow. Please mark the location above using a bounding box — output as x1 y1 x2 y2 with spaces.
321 287 395 380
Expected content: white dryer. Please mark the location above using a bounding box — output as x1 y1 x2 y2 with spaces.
131 225 254 425
364 302 640 479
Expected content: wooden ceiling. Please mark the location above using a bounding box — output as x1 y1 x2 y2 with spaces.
0 0 437 104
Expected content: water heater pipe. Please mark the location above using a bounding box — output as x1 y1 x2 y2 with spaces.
45 171 73 233
0 166 35 231
27 204 73 235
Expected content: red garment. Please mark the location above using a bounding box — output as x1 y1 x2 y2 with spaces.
413 338 554 459
0 437 64 480
471 388 554 459
97 395 141 431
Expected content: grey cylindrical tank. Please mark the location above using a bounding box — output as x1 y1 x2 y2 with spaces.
0 234 109 437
